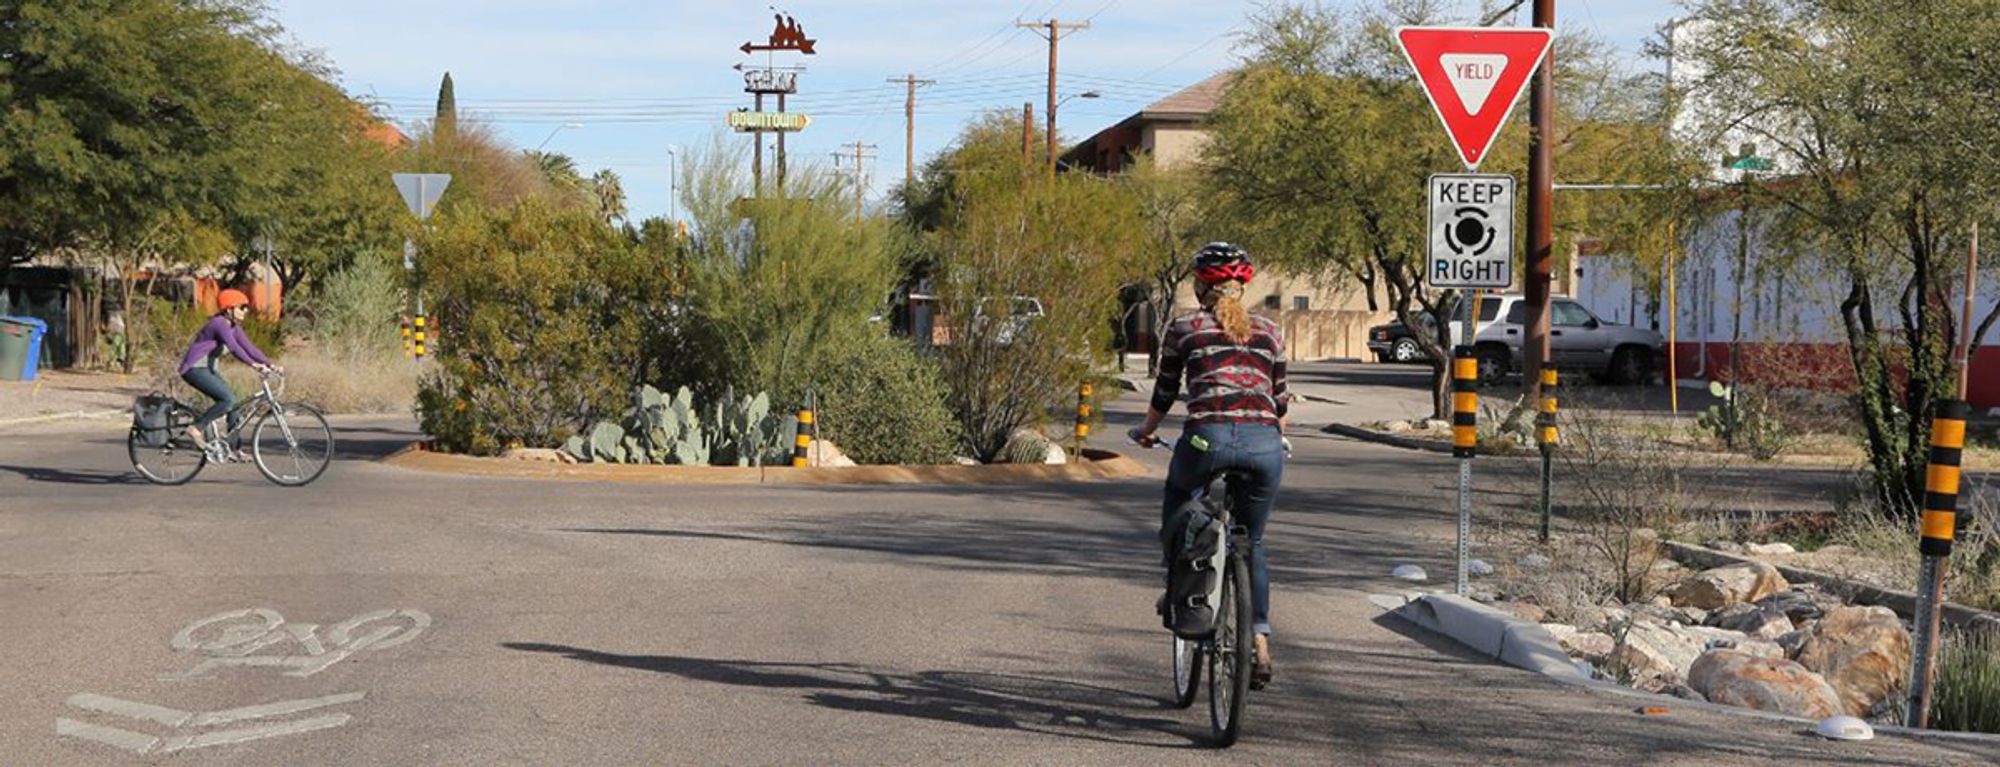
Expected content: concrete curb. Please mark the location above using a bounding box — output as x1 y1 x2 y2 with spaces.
0 408 128 429
380 444 1153 486
1322 422 1456 454
1663 540 2000 635
1378 592 2000 745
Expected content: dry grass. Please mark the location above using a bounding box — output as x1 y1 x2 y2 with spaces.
279 345 423 415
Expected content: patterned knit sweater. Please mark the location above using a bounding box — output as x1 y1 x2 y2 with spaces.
1150 311 1290 424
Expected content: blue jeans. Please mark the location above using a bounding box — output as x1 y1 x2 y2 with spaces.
1161 420 1283 636
182 366 238 447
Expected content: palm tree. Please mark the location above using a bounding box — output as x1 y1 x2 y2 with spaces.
591 169 627 225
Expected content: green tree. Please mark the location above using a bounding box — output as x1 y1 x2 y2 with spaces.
1677 0 2000 517
1121 156 1210 375
591 169 628 225
902 111 1143 460
434 72 457 141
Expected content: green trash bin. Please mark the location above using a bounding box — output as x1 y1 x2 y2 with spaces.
0 319 30 381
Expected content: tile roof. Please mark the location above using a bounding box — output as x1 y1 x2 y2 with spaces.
1140 71 1233 119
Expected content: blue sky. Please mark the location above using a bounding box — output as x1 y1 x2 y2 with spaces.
271 1 1681 222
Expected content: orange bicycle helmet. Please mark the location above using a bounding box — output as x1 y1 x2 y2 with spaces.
217 289 250 311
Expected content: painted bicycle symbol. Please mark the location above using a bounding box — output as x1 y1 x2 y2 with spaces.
162 607 431 680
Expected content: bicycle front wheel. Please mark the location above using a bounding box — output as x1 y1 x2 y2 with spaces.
1171 635 1202 709
250 402 334 486
129 405 208 485
1207 551 1253 747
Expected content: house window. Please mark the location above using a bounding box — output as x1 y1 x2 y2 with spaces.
1263 295 1281 310
1293 296 1310 311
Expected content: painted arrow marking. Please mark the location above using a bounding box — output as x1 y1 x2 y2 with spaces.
55 691 364 755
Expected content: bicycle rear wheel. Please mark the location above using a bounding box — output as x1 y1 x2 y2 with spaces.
128 405 208 485
1171 635 1202 709
1207 551 1253 747
251 402 334 486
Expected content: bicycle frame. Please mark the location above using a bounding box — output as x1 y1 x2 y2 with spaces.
195 373 293 449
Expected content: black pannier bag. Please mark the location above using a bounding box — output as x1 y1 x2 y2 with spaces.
1160 497 1227 639
132 393 176 448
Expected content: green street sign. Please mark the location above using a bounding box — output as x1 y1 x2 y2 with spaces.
1725 155 1774 172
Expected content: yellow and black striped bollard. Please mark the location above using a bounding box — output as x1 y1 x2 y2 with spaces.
1907 399 1968 727
1451 346 1478 595
1074 383 1093 455
401 316 413 358
791 403 816 468
1537 368 1559 543
413 314 427 359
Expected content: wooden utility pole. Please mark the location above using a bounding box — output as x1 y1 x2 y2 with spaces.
1019 18 1089 183
753 93 765 197
1523 0 1556 403
889 74 935 189
833 142 878 224
1021 102 1034 170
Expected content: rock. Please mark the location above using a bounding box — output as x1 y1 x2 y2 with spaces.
1776 630 1809 659
1747 542 1797 556
1638 676 1708 702
1711 603 1792 641
1418 418 1449 432
1688 649 1845 719
1385 420 1414 433
501 447 574 464
809 439 857 468
1518 553 1553 570
1706 539 1748 554
1705 603 1759 628
1391 564 1428 582
1618 623 1785 685
1572 604 1631 633
1795 606 1913 718
1676 606 1710 626
1665 561 1790 610
1560 630 1616 663
1755 590 1826 627
952 456 979 466
1043 442 1068 465
1498 601 1547 623
1468 559 1494 576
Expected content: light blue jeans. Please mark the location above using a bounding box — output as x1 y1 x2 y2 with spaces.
1160 420 1283 636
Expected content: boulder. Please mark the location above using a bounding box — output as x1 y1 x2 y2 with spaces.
1638 675 1708 702
1795 606 1913 718
1746 542 1797 556
1561 630 1616 663
1755 590 1827 627
1043 442 1068 465
809 439 857 468
1625 602 1682 626
1713 604 1792 641
1498 601 1548 623
1705 540 1749 554
501 447 575 464
1776 630 1809 659
1704 603 1758 628
1665 561 1789 610
1616 623 1784 684
1688 649 1845 719
1385 420 1414 433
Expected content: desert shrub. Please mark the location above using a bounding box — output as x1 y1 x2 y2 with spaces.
671 141 899 407
302 251 403 357
810 332 964 465
1552 406 1709 603
1934 628 2000 734
1695 381 1792 460
416 201 669 454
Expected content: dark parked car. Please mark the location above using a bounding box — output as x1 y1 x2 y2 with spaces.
1366 296 1503 365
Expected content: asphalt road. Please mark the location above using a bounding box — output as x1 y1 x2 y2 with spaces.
0 398 1993 765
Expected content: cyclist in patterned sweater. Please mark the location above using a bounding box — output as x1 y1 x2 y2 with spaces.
1132 242 1289 690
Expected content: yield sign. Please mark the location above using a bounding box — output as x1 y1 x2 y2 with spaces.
391 173 452 220
1396 27 1554 170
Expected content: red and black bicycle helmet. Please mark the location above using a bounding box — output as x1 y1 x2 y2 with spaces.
1193 242 1254 284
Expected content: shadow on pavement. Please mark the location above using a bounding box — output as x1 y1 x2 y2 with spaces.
0 464 147 485
501 642 1205 749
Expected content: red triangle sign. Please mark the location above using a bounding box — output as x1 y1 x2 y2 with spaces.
1396 27 1554 170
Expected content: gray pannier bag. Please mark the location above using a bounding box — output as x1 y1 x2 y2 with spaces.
1160 497 1227 639
132 393 176 448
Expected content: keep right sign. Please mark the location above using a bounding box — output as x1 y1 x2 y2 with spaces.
1427 173 1516 290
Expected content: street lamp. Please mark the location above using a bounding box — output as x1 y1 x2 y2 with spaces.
666 145 679 226
1047 90 1100 181
535 122 584 151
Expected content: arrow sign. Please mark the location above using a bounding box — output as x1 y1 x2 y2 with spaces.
391 173 452 220
1396 27 1554 170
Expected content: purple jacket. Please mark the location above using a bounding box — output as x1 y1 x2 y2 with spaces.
178 315 272 375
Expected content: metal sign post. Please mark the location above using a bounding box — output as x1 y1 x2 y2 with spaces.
391 173 450 359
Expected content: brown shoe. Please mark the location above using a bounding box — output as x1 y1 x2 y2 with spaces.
1251 634 1274 690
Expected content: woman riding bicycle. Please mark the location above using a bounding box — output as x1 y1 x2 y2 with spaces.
1132 242 1288 690
178 288 279 460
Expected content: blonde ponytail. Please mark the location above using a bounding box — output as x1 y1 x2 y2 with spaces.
1203 280 1253 344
